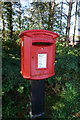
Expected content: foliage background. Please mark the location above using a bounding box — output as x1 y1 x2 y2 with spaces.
1 0 80 120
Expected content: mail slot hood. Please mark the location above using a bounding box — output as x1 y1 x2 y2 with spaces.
19 29 59 39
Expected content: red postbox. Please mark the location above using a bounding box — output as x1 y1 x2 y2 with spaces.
19 30 59 80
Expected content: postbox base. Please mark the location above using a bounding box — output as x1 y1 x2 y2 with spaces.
23 73 55 80
30 80 45 120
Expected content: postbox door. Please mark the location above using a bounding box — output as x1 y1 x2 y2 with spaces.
31 41 55 77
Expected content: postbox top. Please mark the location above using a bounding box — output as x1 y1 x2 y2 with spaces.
19 29 59 39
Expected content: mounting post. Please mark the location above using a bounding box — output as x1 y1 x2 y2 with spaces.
30 80 45 120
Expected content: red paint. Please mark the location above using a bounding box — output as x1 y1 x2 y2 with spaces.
19 29 59 80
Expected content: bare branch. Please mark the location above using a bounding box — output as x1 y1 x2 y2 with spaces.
71 13 75 17
62 11 68 17
62 15 67 20
54 2 61 7
63 2 68 6
65 0 69 4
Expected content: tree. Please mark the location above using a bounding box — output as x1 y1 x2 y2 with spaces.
13 1 24 31
73 0 78 47
60 0 63 34
1 2 5 38
26 1 61 33
4 2 13 39
48 2 55 30
66 0 74 46
19 0 21 30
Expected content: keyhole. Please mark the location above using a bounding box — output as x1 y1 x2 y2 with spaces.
32 56 34 59
41 48 43 50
